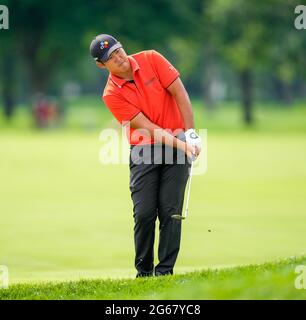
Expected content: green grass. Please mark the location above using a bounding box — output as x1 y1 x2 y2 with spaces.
0 97 306 299
1 255 306 299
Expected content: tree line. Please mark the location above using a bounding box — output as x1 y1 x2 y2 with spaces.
0 0 305 124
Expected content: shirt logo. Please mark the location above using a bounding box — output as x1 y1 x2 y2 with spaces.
145 77 156 86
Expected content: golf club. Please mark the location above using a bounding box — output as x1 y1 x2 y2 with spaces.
172 161 193 220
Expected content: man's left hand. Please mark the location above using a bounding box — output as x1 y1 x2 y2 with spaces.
185 129 201 159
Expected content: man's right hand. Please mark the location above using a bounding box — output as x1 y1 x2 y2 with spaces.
185 142 200 161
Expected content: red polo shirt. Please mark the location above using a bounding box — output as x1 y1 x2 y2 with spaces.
102 50 185 145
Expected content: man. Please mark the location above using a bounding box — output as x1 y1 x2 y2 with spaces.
90 34 201 277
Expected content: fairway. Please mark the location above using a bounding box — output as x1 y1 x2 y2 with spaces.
1 127 306 284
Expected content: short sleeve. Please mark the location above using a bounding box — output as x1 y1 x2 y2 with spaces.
149 50 180 88
103 94 140 125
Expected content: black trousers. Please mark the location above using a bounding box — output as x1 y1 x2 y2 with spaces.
129 141 190 276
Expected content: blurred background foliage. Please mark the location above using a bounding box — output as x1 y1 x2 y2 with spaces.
0 0 305 128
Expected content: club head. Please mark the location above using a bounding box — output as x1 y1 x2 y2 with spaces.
171 214 186 220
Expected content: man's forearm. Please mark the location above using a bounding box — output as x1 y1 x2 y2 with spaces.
167 78 195 130
129 111 187 152
136 125 186 152
174 90 195 130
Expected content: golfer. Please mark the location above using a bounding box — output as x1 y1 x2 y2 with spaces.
90 34 201 277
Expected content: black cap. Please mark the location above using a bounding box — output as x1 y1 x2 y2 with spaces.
90 34 122 63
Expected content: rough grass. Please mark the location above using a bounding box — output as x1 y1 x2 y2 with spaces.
1 255 306 300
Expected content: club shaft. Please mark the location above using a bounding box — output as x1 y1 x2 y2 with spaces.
184 162 193 218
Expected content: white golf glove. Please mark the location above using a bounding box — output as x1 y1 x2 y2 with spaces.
185 128 201 161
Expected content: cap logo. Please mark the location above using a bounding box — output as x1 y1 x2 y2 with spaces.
100 41 109 50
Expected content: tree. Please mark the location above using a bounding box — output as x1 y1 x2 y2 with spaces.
204 0 303 124
0 0 202 119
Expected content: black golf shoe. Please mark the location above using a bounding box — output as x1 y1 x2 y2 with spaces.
154 270 173 277
136 272 153 278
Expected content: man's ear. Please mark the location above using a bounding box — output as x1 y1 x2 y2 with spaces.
96 61 106 69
